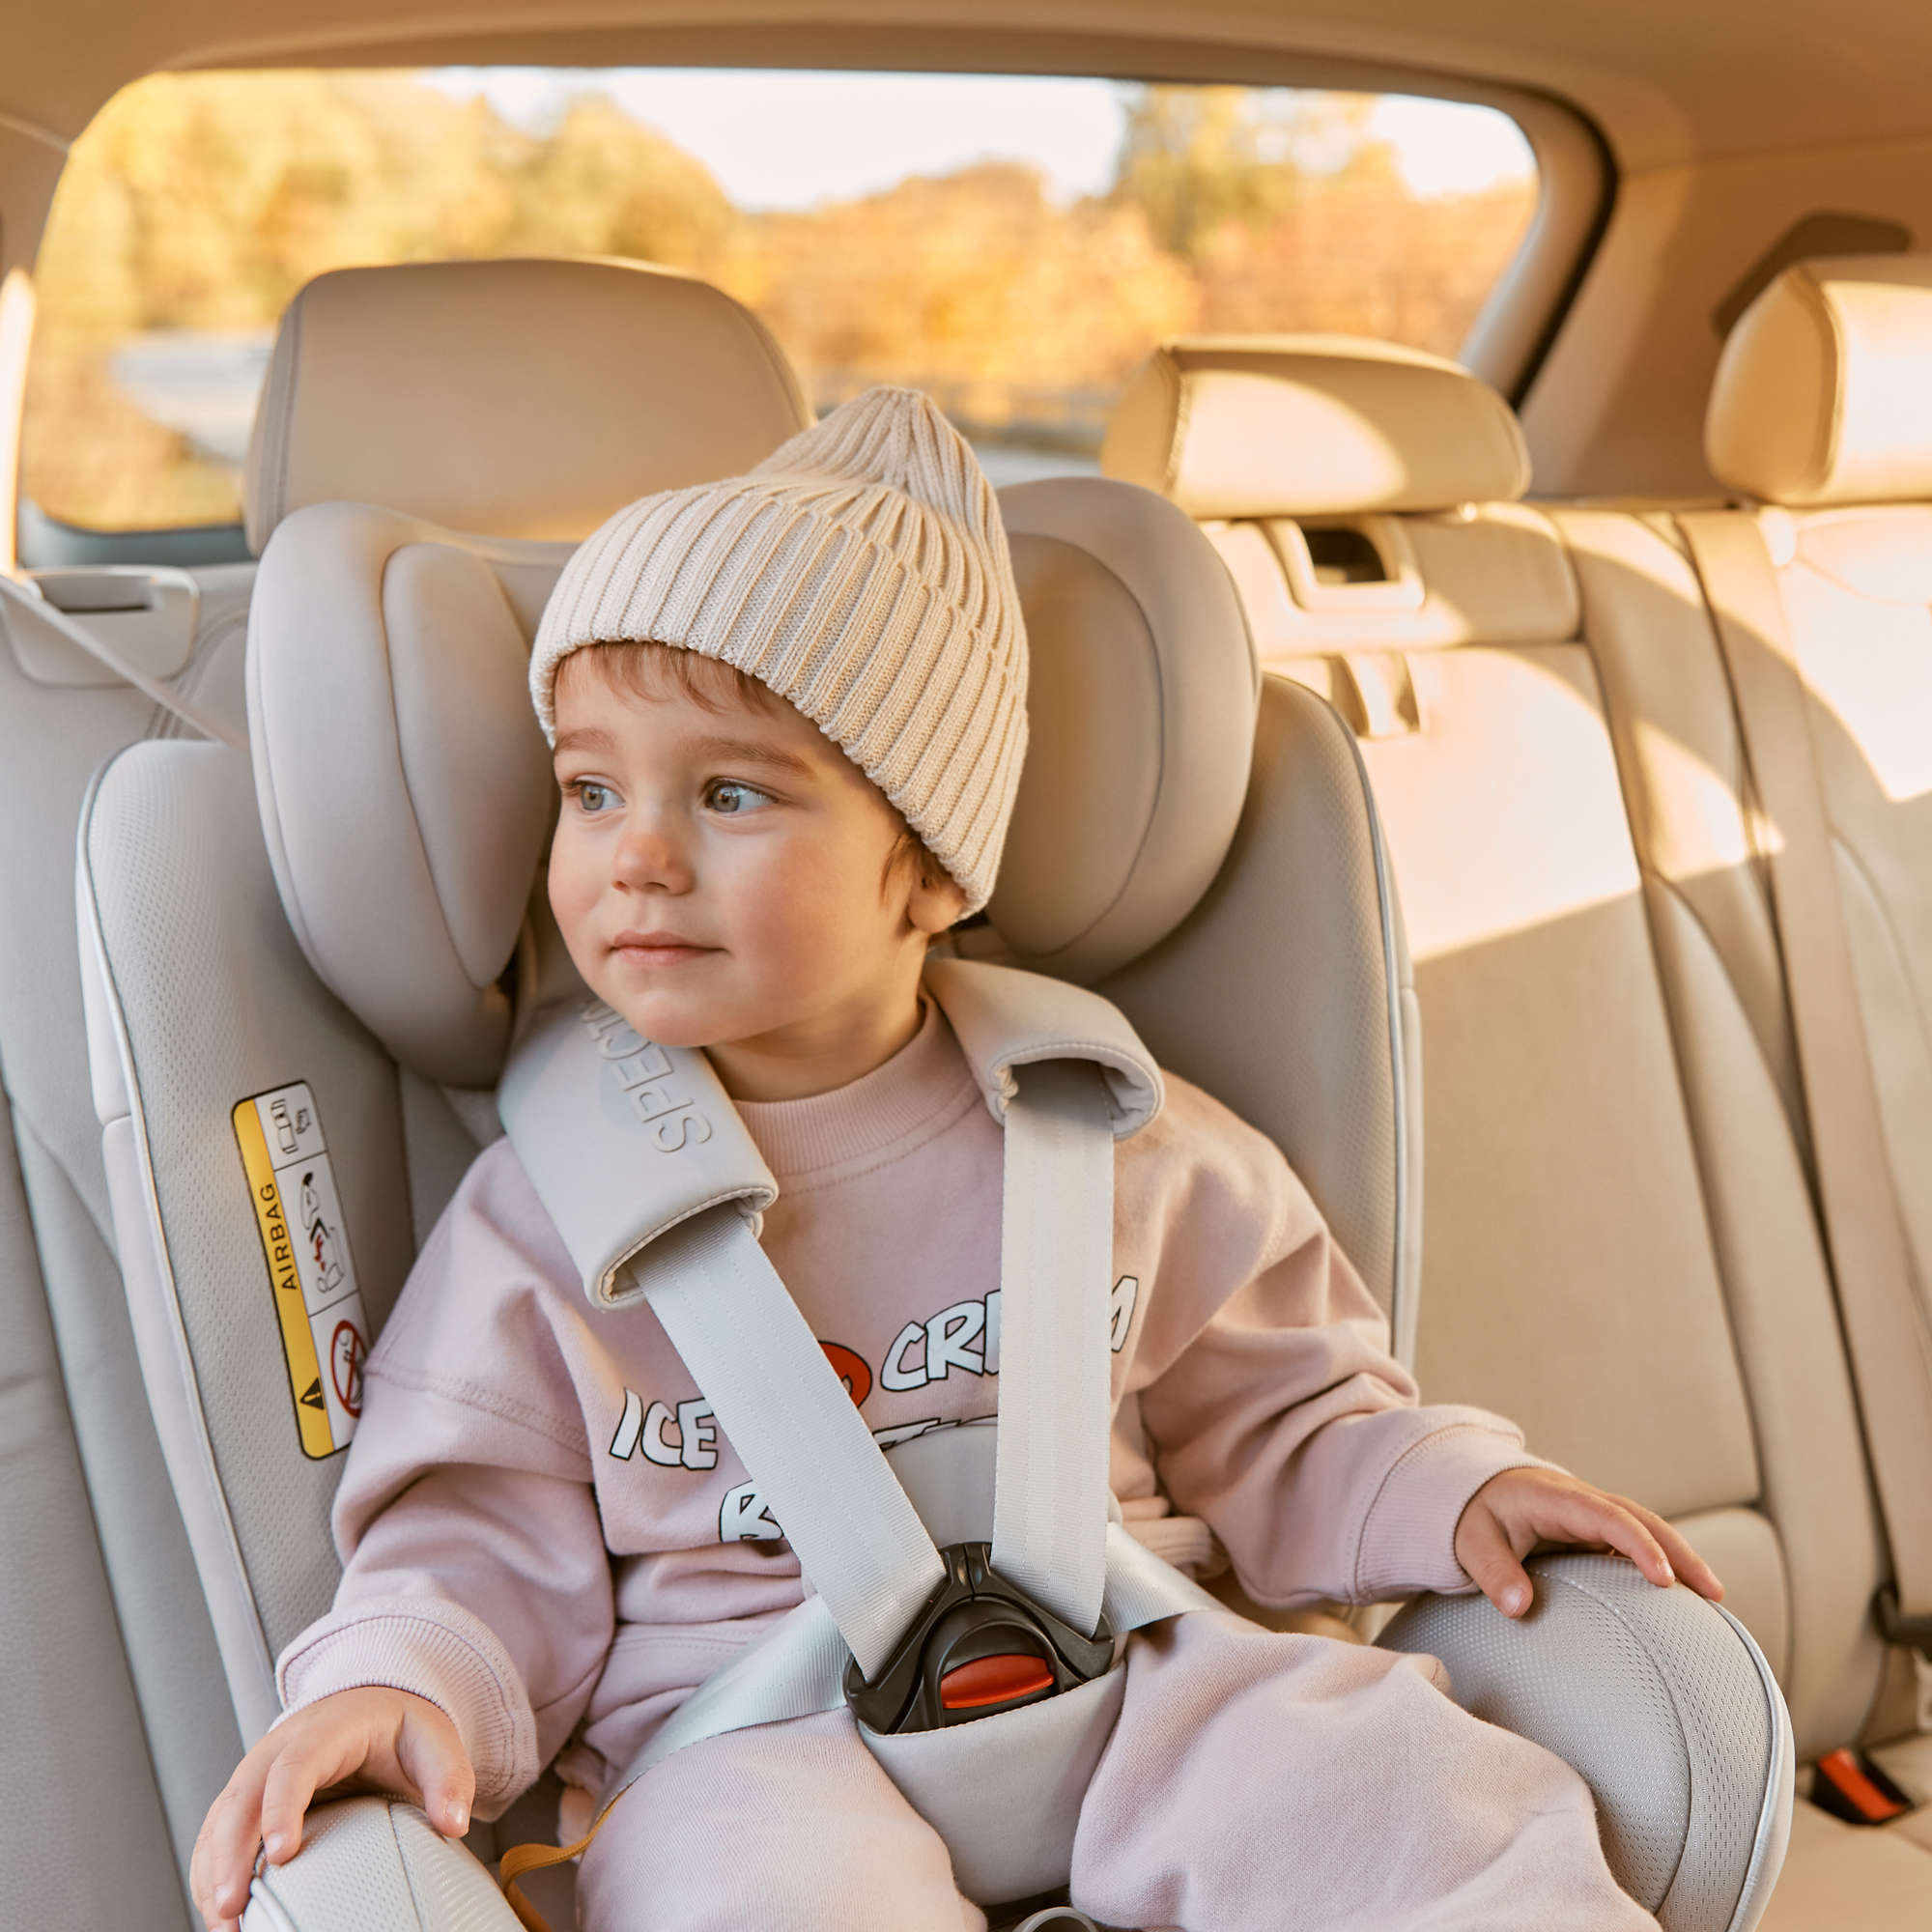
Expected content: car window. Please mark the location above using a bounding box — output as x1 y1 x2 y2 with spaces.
20 69 1536 538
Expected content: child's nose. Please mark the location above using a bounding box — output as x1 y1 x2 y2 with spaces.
611 815 694 894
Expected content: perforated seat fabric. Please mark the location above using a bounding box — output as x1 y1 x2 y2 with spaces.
1384 1554 1792 1932
243 1798 521 1932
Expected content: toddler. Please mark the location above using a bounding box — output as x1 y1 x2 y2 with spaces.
193 388 1719 1932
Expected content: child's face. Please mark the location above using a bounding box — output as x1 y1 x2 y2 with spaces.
548 648 966 1099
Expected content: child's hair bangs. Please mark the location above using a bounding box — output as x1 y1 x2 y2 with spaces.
559 639 785 719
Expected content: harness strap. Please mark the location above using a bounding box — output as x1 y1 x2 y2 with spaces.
634 1208 944 1679
991 1060 1115 1635
497 1527 1218 1930
0 572 245 752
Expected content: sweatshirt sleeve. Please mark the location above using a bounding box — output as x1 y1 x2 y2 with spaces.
273 1143 612 1818
1122 1082 1554 1608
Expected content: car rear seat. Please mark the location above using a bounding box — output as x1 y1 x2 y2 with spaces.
0 255 810 1929
1103 335 1932 1923
0 555 253 1928
1651 250 1932 1904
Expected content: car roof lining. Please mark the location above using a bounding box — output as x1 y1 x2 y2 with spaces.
9 2 1932 178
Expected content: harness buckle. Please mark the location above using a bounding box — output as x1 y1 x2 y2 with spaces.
844 1542 1115 1735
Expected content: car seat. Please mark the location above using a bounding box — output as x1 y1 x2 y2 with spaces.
78 270 1789 1931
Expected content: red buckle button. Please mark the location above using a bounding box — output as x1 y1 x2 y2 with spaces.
938 1653 1056 1711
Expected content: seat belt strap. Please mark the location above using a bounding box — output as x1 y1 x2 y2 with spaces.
0 573 245 752
1679 509 1932 1622
992 1059 1115 1635
633 1208 946 1680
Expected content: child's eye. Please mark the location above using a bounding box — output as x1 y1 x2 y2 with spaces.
569 780 620 814
706 780 775 816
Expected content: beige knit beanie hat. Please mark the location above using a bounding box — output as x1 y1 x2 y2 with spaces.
530 387 1028 913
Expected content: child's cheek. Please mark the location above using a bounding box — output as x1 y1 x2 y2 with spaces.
547 827 604 963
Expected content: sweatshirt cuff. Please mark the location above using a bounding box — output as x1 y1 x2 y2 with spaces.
275 1596 540 1816
1354 1419 1558 1601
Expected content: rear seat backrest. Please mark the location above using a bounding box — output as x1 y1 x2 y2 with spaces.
1705 254 1932 1305
1104 336 1888 1758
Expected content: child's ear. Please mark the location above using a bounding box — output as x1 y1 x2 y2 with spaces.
907 864 968 937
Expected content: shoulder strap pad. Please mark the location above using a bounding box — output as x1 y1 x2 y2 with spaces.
497 997 776 1309
923 957 1162 1139
499 964 1161 1310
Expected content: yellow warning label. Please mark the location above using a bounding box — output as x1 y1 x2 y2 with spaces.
233 1082 369 1461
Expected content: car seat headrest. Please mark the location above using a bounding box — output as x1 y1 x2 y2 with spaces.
987 478 1259 983
242 258 811 554
248 479 1258 1086
248 504 566 1087
1706 254 1932 507
1100 334 1530 520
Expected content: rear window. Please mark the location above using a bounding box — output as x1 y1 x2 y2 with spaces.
21 69 1536 537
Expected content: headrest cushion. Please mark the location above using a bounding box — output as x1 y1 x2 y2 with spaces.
243 258 810 553
248 504 564 1086
1101 335 1530 519
988 478 1258 983
1707 255 1932 507
250 480 1258 1083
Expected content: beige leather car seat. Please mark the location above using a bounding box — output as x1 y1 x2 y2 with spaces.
1606 251 1932 1913
1105 335 1918 1924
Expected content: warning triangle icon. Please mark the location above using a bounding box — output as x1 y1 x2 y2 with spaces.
299 1378 326 1410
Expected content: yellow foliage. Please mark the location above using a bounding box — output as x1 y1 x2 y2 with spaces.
21 70 1535 530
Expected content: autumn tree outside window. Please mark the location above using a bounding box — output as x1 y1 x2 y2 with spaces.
21 70 1538 534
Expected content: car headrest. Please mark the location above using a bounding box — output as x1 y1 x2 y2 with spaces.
242 258 811 554
247 479 1258 1086
1100 334 1530 519
1706 254 1932 507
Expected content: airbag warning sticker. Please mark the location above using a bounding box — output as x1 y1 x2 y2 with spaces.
233 1082 369 1460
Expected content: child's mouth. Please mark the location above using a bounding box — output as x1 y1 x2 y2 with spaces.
611 930 719 968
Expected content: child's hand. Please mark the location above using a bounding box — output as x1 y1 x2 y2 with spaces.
190 1685 474 1932
1454 1468 1724 1619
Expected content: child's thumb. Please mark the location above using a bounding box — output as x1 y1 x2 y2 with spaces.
1455 1509 1535 1619
398 1711 475 1840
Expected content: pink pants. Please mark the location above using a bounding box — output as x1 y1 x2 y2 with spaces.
576 1609 1654 1931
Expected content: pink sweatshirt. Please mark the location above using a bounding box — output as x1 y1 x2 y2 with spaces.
278 1000 1542 1816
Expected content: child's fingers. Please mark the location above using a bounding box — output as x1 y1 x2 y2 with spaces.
1625 1500 1724 1601
257 1728 358 1868
195 1767 275 1931
1537 1488 1677 1588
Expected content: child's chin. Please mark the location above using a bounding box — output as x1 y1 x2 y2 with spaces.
597 991 727 1052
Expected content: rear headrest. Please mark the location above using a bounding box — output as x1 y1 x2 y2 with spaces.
1101 335 1530 519
248 479 1258 1086
242 258 811 554
1707 254 1932 507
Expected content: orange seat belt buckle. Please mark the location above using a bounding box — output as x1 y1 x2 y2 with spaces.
1812 1747 1910 1825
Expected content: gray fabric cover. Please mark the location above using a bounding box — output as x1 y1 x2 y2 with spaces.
242 1798 520 1932
1098 674 1415 1347
81 741 416 1731
1381 1553 1793 1932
